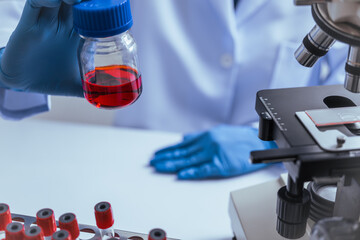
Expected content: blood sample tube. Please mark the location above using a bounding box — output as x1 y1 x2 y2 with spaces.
24 226 44 240
51 230 71 240
5 222 24 240
58 213 79 240
148 229 166 240
36 209 57 240
94 202 114 239
0 204 12 239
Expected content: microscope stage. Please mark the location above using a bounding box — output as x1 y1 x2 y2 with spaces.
252 85 360 183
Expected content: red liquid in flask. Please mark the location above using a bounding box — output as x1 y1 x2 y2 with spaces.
83 65 142 109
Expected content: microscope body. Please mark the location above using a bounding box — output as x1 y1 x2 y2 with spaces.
248 1 360 239
251 85 360 239
229 1 360 239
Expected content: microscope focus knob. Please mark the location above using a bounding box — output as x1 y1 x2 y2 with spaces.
276 186 311 239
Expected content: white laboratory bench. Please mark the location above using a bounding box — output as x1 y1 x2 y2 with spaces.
0 118 285 240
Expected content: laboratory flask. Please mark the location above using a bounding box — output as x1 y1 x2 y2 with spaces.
73 0 142 109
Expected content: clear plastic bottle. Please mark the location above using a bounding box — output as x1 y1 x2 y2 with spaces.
73 0 142 109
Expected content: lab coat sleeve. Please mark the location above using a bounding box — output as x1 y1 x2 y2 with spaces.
0 0 50 120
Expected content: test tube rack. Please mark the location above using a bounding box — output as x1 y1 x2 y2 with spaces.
10 213 178 240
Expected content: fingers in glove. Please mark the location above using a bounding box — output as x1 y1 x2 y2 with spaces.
183 131 202 141
29 0 81 7
63 0 81 4
18 1 44 29
177 163 221 180
38 5 61 25
29 0 62 7
152 151 210 173
150 144 202 165
20 1 61 31
59 2 75 28
22 0 79 30
154 134 201 156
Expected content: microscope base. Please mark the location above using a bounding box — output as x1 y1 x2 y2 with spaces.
228 175 311 240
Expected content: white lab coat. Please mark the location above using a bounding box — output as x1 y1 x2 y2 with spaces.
114 0 346 132
0 0 346 131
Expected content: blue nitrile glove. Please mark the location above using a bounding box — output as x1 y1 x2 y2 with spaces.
0 0 83 97
150 125 277 180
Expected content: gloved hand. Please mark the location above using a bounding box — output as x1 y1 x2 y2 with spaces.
0 0 83 97
150 125 277 180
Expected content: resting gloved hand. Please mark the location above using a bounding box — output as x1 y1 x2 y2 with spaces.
0 0 83 96
150 125 277 180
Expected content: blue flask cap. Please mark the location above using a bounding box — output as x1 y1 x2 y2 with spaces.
73 0 133 38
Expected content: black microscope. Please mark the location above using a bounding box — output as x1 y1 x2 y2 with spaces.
230 1 360 239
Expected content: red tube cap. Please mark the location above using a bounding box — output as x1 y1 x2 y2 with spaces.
58 213 79 240
36 208 57 237
148 228 167 240
94 202 114 229
5 222 24 240
51 230 71 240
0 204 12 231
24 226 44 240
